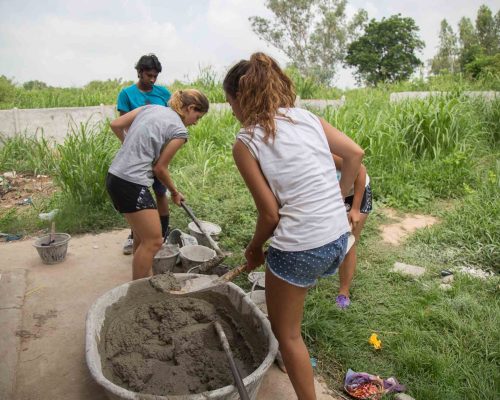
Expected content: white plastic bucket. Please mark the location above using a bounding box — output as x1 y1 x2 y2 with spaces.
179 245 216 272
152 244 180 275
188 221 221 247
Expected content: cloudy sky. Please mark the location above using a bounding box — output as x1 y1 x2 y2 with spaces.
0 0 498 88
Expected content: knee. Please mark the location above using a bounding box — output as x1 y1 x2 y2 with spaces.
270 324 302 346
143 236 163 254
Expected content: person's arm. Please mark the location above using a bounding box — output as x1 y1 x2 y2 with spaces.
349 163 367 228
233 140 280 270
320 118 364 198
153 138 186 206
109 107 143 143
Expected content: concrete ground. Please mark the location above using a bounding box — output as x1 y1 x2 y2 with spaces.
0 229 339 400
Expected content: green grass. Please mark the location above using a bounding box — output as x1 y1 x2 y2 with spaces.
0 84 498 399
306 213 499 399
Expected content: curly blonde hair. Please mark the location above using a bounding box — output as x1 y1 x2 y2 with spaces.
223 52 296 141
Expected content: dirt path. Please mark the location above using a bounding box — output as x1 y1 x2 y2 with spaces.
379 208 438 245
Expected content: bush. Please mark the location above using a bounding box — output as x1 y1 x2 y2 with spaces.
465 54 500 79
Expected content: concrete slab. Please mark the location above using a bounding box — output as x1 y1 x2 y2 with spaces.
392 262 426 278
258 364 339 399
0 269 27 400
0 229 339 400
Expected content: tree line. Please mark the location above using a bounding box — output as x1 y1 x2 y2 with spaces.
251 0 499 86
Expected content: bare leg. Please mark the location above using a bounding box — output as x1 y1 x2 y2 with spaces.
124 209 163 280
155 192 169 217
265 269 316 400
338 213 368 298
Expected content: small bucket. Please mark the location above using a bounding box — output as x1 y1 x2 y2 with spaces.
167 228 198 247
33 233 71 264
152 244 180 275
187 221 221 247
179 245 216 272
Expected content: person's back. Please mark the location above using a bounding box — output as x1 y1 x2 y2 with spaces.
109 105 188 187
237 107 349 251
224 52 364 400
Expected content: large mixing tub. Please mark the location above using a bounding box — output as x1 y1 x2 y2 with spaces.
85 274 278 400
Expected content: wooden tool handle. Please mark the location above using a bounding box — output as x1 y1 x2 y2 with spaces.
181 201 224 257
214 264 247 285
214 321 250 400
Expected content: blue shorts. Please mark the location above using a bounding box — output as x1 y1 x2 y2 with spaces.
266 233 349 288
152 176 167 196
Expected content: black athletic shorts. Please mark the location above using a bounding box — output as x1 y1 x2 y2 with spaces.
344 184 373 214
106 173 157 213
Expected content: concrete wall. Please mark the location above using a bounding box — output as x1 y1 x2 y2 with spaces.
0 99 346 144
0 105 117 143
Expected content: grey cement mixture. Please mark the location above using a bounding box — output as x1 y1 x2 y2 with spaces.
99 274 267 396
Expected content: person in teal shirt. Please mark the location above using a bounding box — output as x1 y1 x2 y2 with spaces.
116 54 172 254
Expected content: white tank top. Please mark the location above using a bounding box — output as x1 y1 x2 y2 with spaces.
237 107 350 251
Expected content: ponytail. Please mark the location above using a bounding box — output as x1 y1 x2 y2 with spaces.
223 52 296 141
168 89 209 119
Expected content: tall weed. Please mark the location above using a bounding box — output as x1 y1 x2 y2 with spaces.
55 119 119 207
0 131 57 174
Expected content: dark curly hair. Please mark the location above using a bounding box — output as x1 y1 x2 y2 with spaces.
135 54 162 73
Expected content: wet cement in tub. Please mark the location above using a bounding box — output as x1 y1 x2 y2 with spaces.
99 273 267 396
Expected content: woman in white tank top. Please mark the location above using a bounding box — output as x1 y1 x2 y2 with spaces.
223 53 365 400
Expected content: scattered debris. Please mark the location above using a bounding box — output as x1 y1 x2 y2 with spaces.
0 233 23 242
25 286 45 297
392 262 426 278
3 171 17 179
16 330 40 339
459 266 495 280
33 309 57 327
368 333 382 350
395 394 416 400
16 197 33 206
344 369 405 399
0 173 55 208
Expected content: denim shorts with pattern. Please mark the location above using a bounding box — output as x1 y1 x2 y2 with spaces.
266 232 349 288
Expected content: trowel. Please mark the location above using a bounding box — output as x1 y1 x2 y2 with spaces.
170 264 247 295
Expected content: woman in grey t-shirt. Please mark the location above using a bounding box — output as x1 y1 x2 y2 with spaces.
106 89 209 280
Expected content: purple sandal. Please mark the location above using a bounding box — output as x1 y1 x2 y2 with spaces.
336 294 351 309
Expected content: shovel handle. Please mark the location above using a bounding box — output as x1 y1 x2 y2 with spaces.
180 201 224 256
214 264 247 285
214 321 250 400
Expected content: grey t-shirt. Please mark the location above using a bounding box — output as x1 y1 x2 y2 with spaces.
109 105 188 186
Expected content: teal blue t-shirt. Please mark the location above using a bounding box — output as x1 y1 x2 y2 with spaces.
116 84 171 113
